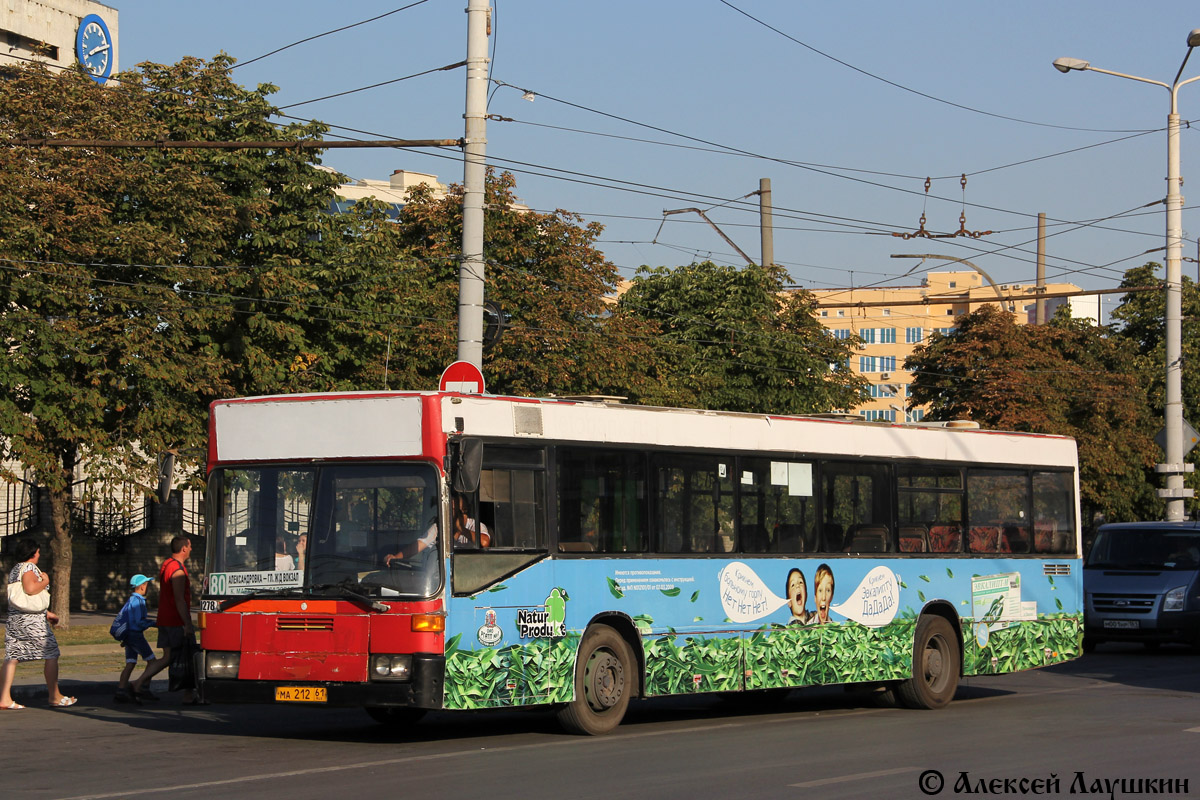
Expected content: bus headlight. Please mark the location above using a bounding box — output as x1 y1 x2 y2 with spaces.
370 654 413 681
1163 586 1187 612
206 651 240 679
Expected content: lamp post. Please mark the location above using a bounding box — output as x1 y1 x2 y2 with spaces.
1054 31 1200 521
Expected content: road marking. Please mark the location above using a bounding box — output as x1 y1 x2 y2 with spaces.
1186 726 1200 733
790 767 920 787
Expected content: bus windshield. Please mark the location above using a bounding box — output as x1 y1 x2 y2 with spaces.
206 463 441 599
1086 527 1200 571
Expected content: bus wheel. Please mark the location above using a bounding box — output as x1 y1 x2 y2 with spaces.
365 706 427 726
899 615 960 710
556 625 633 735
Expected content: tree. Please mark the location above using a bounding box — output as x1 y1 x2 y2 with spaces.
906 305 1159 524
0 57 381 622
0 62 237 622
617 261 864 414
391 170 679 403
1108 262 1200 515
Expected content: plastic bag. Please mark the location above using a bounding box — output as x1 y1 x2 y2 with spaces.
168 635 198 692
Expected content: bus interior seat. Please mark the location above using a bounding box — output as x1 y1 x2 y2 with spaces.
741 523 769 553
898 525 929 552
821 522 845 552
1002 524 1029 553
968 525 1002 553
774 523 807 553
928 523 962 553
1033 521 1056 552
847 524 890 553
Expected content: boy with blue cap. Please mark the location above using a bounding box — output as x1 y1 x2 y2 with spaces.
111 574 161 703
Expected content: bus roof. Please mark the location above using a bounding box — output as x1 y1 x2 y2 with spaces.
209 391 1076 469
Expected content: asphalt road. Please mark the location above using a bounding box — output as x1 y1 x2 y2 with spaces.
5 643 1197 800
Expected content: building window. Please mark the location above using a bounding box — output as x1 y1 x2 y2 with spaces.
882 308 892 316
905 326 923 344
860 410 897 422
880 356 897 372
859 356 877 373
860 328 876 344
868 384 896 398
821 310 829 317
831 328 851 340
837 309 845 317
906 409 926 422
936 327 956 336
880 327 896 344
949 281 957 289
946 309 955 315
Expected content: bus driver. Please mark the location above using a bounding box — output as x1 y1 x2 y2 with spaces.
383 495 490 566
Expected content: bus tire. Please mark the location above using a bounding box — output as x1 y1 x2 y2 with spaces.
365 706 427 726
899 615 960 710
556 624 633 735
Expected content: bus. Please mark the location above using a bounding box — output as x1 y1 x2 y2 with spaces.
196 391 1083 734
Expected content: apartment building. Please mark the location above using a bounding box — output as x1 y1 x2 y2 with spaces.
807 271 1087 422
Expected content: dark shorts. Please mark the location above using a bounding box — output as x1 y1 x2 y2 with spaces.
156 625 192 651
123 632 154 663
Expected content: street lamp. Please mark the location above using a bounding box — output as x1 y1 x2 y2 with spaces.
1054 30 1200 521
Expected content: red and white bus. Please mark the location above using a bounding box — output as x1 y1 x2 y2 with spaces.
197 390 1082 734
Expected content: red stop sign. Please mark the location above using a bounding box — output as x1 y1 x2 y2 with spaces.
439 361 486 394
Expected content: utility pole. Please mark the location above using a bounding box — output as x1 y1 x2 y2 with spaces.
457 0 490 368
758 178 774 267
1036 212 1046 324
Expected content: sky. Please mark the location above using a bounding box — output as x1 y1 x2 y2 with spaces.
107 0 1200 318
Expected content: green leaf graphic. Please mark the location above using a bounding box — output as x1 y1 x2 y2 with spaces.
607 576 624 599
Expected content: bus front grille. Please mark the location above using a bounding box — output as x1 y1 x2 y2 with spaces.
276 616 336 631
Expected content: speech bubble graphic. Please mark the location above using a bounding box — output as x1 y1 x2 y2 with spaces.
718 562 789 623
830 565 900 627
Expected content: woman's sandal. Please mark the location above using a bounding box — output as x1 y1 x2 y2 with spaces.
1 701 25 710
50 696 77 707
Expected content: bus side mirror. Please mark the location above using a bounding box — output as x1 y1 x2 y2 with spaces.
452 438 483 494
157 452 176 504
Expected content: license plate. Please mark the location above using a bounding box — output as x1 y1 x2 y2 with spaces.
275 686 327 703
1103 620 1139 630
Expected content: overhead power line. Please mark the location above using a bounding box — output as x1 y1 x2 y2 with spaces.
233 1 435 70
717 0 1154 135
10 138 461 150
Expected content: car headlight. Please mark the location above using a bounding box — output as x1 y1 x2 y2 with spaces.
205 651 240 679
370 654 413 681
1163 585 1187 612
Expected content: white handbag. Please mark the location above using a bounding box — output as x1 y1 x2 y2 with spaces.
6 571 50 614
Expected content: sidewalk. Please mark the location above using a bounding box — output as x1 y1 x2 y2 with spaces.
3 611 177 697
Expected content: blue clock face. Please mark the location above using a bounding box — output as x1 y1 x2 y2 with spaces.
75 14 113 84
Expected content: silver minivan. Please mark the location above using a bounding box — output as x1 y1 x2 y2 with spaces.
1084 521 1200 650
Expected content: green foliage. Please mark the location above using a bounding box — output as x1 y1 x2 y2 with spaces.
390 170 681 403
618 262 865 414
443 632 578 709
1109 263 1200 515
965 615 1081 674
905 304 1159 523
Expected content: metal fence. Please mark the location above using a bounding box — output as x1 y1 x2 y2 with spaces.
0 478 38 539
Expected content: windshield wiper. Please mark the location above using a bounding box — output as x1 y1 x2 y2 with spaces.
218 587 306 611
311 580 389 612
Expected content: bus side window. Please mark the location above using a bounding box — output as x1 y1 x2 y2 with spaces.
557 448 647 554
478 446 547 551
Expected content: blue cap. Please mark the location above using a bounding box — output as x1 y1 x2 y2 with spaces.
130 574 152 588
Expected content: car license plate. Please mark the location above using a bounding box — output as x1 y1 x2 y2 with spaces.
275 686 327 703
1103 620 1139 630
